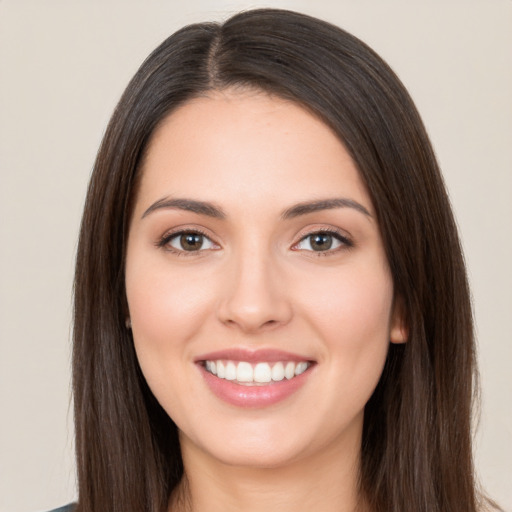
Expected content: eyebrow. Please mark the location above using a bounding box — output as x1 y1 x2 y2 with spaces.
141 196 371 221
142 197 226 219
281 198 371 219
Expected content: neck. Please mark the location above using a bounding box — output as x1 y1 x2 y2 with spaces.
169 426 366 512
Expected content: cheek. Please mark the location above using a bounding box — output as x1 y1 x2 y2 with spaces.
126 257 212 347
299 262 393 380
307 262 392 331
124 253 216 400
301 267 393 431
124 257 217 420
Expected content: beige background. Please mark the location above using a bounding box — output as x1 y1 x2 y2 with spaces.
1 1 511 511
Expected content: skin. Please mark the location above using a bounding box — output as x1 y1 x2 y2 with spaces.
125 89 406 512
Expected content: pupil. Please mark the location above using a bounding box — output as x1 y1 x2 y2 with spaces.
181 233 202 251
311 233 332 251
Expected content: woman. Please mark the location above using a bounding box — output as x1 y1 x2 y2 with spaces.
62 8 498 512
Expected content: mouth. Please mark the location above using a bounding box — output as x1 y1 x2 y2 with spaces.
196 348 316 407
202 359 311 386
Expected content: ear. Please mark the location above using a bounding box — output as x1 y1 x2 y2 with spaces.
390 296 408 344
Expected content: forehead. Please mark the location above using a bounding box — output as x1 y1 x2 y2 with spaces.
135 90 372 216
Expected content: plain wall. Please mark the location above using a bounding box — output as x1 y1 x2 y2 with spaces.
0 1 510 511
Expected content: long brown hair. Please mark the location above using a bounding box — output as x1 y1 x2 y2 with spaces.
74 8 489 512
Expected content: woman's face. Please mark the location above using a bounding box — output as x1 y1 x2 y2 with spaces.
125 90 405 469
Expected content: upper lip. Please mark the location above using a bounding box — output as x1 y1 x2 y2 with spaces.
195 348 314 364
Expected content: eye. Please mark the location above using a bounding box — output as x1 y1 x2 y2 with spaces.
161 231 217 253
294 231 351 252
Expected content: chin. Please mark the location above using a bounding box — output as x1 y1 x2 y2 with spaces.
179 417 311 467
178 409 362 472
203 441 308 470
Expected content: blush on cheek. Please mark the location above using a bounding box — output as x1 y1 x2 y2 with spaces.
127 266 211 341
309 272 393 339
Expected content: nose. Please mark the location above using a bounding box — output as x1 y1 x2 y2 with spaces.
216 249 293 334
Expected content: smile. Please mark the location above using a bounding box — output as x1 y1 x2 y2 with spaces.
196 349 315 407
204 360 310 385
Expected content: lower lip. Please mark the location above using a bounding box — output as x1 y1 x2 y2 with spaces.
199 364 313 408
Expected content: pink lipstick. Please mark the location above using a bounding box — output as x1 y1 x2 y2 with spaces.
195 348 315 408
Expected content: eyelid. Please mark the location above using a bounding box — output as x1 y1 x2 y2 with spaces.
156 226 221 254
291 226 353 253
155 224 353 255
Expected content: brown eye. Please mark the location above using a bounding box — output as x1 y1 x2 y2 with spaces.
309 233 333 251
180 233 204 251
295 231 351 252
165 231 216 252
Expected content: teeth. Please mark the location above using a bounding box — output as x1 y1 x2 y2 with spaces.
254 362 272 383
295 362 308 375
271 362 285 381
285 361 295 380
237 362 253 382
217 361 226 378
225 361 237 381
204 360 310 384
205 360 217 375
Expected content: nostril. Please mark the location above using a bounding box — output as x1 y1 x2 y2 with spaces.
223 317 279 331
216 277 294 332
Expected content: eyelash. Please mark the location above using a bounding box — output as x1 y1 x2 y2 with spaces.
293 228 354 256
156 228 216 256
156 227 353 256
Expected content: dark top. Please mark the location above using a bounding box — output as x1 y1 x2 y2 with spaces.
46 505 75 512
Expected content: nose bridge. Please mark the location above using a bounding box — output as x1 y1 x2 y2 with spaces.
217 237 292 332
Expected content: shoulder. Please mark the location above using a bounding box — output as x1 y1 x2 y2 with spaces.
45 505 75 512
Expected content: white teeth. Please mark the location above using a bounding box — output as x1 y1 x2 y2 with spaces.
271 362 285 381
295 362 308 375
217 361 226 378
284 361 295 380
237 362 253 382
225 361 237 380
254 362 272 383
204 359 310 384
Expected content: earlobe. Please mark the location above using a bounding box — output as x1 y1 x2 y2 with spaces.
390 323 407 344
390 297 408 344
